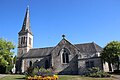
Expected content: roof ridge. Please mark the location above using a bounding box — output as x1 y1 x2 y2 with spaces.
50 38 81 53
92 42 102 52
62 38 81 51
92 42 98 52
30 47 53 50
74 42 93 45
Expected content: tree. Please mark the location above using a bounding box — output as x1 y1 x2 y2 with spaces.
101 41 120 71
13 55 17 64
0 38 15 73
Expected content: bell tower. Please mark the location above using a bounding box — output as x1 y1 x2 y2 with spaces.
16 6 33 73
17 6 33 57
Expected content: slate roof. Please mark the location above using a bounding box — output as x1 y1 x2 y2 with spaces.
23 47 53 58
22 42 102 58
18 6 32 35
75 42 102 53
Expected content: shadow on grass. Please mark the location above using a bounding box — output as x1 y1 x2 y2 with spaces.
109 71 120 75
15 77 25 80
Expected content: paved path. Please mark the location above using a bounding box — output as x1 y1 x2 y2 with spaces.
113 75 120 80
0 74 7 79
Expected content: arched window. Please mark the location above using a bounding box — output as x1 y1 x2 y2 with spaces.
21 37 26 44
21 37 23 44
45 60 49 69
29 61 32 67
61 48 70 63
23 37 25 44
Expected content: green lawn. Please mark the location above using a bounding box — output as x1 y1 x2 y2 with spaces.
0 75 114 80
0 75 25 80
59 75 114 80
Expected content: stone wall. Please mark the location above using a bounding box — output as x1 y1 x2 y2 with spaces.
23 56 51 72
51 39 79 74
78 57 103 74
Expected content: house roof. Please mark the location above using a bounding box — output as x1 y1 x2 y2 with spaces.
75 42 102 53
22 42 102 58
23 47 53 58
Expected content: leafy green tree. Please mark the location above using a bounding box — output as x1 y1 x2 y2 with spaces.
0 38 15 73
101 41 120 71
13 55 17 64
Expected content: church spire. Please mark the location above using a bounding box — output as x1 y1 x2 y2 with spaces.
19 6 32 35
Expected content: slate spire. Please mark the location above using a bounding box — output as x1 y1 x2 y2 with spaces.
19 6 32 35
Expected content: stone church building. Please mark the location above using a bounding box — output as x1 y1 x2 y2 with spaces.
16 6 109 74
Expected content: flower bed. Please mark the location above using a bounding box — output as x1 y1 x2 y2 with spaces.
27 75 58 80
25 67 58 80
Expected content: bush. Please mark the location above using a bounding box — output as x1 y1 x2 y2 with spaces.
37 67 54 76
6 65 13 74
85 67 111 78
0 65 13 74
25 66 34 77
0 65 6 73
25 67 55 77
25 67 58 80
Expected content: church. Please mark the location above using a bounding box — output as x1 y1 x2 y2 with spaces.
16 6 109 74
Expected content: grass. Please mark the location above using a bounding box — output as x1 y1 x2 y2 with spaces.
0 75 25 80
59 75 114 80
0 75 114 80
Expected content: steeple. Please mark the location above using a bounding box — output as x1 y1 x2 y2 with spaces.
19 6 32 35
17 5 33 54
17 5 33 73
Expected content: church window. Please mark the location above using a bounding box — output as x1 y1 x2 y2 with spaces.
23 37 25 44
21 37 26 45
29 61 32 67
90 61 94 67
61 48 70 63
85 62 89 68
85 61 94 68
21 37 23 44
62 53 65 63
45 60 49 69
29 37 31 45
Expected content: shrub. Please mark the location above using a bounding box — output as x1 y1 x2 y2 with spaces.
25 66 34 77
85 67 111 78
6 65 13 74
25 67 58 80
0 65 6 73
25 67 55 77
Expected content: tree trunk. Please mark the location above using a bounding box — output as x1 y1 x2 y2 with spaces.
108 61 112 72
117 57 119 70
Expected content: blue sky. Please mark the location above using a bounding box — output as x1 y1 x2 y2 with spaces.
0 0 120 55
